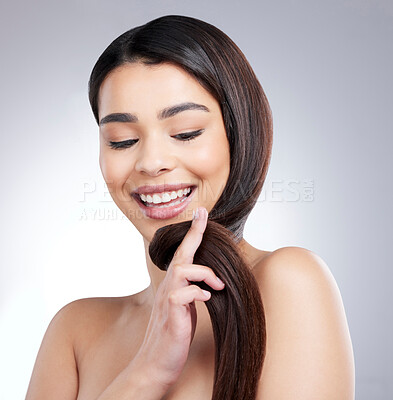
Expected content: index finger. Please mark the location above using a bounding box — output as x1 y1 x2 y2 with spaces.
172 207 208 265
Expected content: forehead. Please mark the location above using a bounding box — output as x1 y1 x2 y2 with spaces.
97 62 220 120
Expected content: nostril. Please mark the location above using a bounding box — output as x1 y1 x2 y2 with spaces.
135 156 176 176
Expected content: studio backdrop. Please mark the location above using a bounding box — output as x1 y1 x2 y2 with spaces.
0 1 392 399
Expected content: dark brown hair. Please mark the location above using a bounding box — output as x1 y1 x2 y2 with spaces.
88 14 273 399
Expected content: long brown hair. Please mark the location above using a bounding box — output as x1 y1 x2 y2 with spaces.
88 15 273 399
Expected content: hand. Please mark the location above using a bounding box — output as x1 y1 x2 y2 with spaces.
132 206 226 390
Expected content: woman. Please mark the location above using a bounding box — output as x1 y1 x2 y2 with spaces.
26 15 355 399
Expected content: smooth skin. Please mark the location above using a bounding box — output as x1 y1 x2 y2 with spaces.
97 207 225 399
26 62 355 399
97 62 231 244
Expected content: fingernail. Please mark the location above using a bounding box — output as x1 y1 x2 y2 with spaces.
202 289 211 298
217 276 225 285
192 208 199 221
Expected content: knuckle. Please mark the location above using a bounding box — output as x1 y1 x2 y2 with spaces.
167 290 179 305
189 224 203 236
190 285 202 296
188 224 197 233
171 263 184 278
174 247 185 259
200 265 212 276
209 269 217 279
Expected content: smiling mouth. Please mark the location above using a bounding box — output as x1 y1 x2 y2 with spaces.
132 185 196 208
131 184 197 220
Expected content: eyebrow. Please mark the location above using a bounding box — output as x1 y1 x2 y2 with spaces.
99 102 210 126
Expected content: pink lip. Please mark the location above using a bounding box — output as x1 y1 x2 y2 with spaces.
132 185 196 220
133 183 195 195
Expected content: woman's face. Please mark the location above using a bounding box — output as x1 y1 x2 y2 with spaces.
98 62 230 242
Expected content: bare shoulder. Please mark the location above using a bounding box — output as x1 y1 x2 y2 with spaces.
45 295 129 338
59 289 152 349
26 297 99 399
26 291 149 399
57 295 134 328
64 285 152 320
252 246 355 400
252 246 340 292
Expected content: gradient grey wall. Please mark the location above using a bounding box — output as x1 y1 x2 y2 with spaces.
1 1 391 398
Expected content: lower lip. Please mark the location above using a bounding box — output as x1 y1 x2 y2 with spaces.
133 187 196 220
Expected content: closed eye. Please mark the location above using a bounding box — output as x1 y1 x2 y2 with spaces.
108 129 204 150
108 139 138 150
173 129 204 141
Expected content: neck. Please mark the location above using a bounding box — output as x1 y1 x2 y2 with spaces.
143 236 167 296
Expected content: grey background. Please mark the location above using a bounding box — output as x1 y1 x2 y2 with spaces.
0 0 392 398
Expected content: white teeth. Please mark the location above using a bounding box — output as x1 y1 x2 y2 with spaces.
152 194 161 204
145 196 187 208
161 192 172 203
139 187 191 205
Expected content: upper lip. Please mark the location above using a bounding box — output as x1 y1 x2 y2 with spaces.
132 183 196 195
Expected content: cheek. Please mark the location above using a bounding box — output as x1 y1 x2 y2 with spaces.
186 137 230 183
99 149 133 199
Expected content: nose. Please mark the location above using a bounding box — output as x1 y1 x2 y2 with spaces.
134 134 176 176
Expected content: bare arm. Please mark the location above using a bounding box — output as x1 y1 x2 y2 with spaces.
25 300 169 400
25 302 79 399
254 247 355 399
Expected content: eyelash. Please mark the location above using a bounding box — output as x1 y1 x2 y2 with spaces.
108 129 204 150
